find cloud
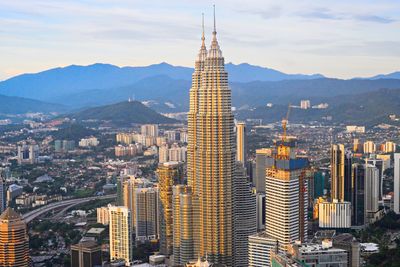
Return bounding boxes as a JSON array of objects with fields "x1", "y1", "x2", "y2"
[
  {"x1": 237, "y1": 6, "x2": 283, "y2": 20},
  {"x1": 297, "y1": 8, "x2": 344, "y2": 20},
  {"x1": 354, "y1": 15, "x2": 395, "y2": 24}
]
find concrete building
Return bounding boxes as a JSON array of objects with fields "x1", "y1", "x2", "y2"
[
  {"x1": 168, "y1": 143, "x2": 187, "y2": 162},
  {"x1": 382, "y1": 141, "x2": 396, "y2": 153},
  {"x1": 0, "y1": 208, "x2": 31, "y2": 267},
  {"x1": 79, "y1": 137, "x2": 99, "y2": 147},
  {"x1": 265, "y1": 137, "x2": 308, "y2": 248},
  {"x1": 135, "y1": 187, "x2": 159, "y2": 242},
  {"x1": 346, "y1": 126, "x2": 365, "y2": 134},
  {"x1": 158, "y1": 144, "x2": 169, "y2": 164},
  {"x1": 156, "y1": 161, "x2": 184, "y2": 256},
  {"x1": 363, "y1": 141, "x2": 376, "y2": 154},
  {"x1": 256, "y1": 192, "x2": 266, "y2": 231},
  {"x1": 7, "y1": 184, "x2": 23, "y2": 203},
  {"x1": 233, "y1": 164, "x2": 257, "y2": 267},
  {"x1": 109, "y1": 206, "x2": 132, "y2": 266},
  {"x1": 97, "y1": 206, "x2": 109, "y2": 225},
  {"x1": 141, "y1": 124, "x2": 159, "y2": 137},
  {"x1": 364, "y1": 164, "x2": 380, "y2": 223},
  {"x1": 248, "y1": 233, "x2": 278, "y2": 267},
  {"x1": 254, "y1": 148, "x2": 273, "y2": 193},
  {"x1": 318, "y1": 200, "x2": 351, "y2": 229},
  {"x1": 236, "y1": 121, "x2": 247, "y2": 165},
  {"x1": 71, "y1": 241, "x2": 102, "y2": 267},
  {"x1": 17, "y1": 143, "x2": 39, "y2": 164},
  {"x1": 289, "y1": 240, "x2": 348, "y2": 267}
]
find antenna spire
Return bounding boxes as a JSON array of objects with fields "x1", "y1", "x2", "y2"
[
  {"x1": 213, "y1": 4, "x2": 216, "y2": 34},
  {"x1": 201, "y1": 13, "x2": 205, "y2": 45}
]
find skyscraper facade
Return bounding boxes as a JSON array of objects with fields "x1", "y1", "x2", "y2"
[
  {"x1": 364, "y1": 164, "x2": 380, "y2": 224},
  {"x1": 187, "y1": 12, "x2": 235, "y2": 265},
  {"x1": 157, "y1": 161, "x2": 184, "y2": 256},
  {"x1": 109, "y1": 206, "x2": 132, "y2": 266},
  {"x1": 265, "y1": 137, "x2": 309, "y2": 248},
  {"x1": 0, "y1": 208, "x2": 31, "y2": 267},
  {"x1": 331, "y1": 144, "x2": 345, "y2": 201},
  {"x1": 236, "y1": 121, "x2": 247, "y2": 165},
  {"x1": 135, "y1": 187, "x2": 159, "y2": 242},
  {"x1": 173, "y1": 185, "x2": 194, "y2": 266}
]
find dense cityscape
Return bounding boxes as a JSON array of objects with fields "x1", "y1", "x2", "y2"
[{"x1": 1, "y1": 2, "x2": 400, "y2": 267}]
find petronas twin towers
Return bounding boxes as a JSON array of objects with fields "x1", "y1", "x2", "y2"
[{"x1": 186, "y1": 9, "x2": 255, "y2": 266}]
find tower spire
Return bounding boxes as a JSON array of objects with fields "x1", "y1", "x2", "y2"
[
  {"x1": 201, "y1": 13, "x2": 205, "y2": 47},
  {"x1": 213, "y1": 4, "x2": 216, "y2": 34}
]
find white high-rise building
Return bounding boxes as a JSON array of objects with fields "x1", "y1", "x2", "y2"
[
  {"x1": 394, "y1": 154, "x2": 400, "y2": 214},
  {"x1": 318, "y1": 200, "x2": 351, "y2": 229},
  {"x1": 248, "y1": 233, "x2": 278, "y2": 267},
  {"x1": 158, "y1": 144, "x2": 169, "y2": 163},
  {"x1": 109, "y1": 206, "x2": 132, "y2": 266}
]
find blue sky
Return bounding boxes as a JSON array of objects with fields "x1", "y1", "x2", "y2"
[{"x1": 1, "y1": 0, "x2": 399, "y2": 80}]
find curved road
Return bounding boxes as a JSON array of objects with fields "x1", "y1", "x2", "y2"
[{"x1": 22, "y1": 194, "x2": 116, "y2": 223}]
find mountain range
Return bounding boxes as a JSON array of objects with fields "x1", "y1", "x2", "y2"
[{"x1": 0, "y1": 62, "x2": 400, "y2": 126}]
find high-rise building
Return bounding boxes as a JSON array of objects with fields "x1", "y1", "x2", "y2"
[
  {"x1": 250, "y1": 136, "x2": 309, "y2": 266},
  {"x1": 168, "y1": 143, "x2": 187, "y2": 162},
  {"x1": 254, "y1": 148, "x2": 273, "y2": 193},
  {"x1": 394, "y1": 154, "x2": 400, "y2": 214},
  {"x1": 236, "y1": 121, "x2": 247, "y2": 165},
  {"x1": 248, "y1": 233, "x2": 278, "y2": 267},
  {"x1": 352, "y1": 163, "x2": 365, "y2": 226},
  {"x1": 71, "y1": 241, "x2": 102, "y2": 267},
  {"x1": 158, "y1": 144, "x2": 169, "y2": 164},
  {"x1": 318, "y1": 200, "x2": 351, "y2": 229},
  {"x1": 141, "y1": 124, "x2": 159, "y2": 137},
  {"x1": 109, "y1": 206, "x2": 132, "y2": 266},
  {"x1": 330, "y1": 144, "x2": 352, "y2": 202},
  {"x1": 187, "y1": 10, "x2": 235, "y2": 266},
  {"x1": 313, "y1": 171, "x2": 325, "y2": 199},
  {"x1": 366, "y1": 157, "x2": 384, "y2": 200},
  {"x1": 364, "y1": 164, "x2": 380, "y2": 224},
  {"x1": 135, "y1": 187, "x2": 159, "y2": 242},
  {"x1": 97, "y1": 206, "x2": 109, "y2": 225},
  {"x1": 173, "y1": 185, "x2": 194, "y2": 266},
  {"x1": 265, "y1": 137, "x2": 308, "y2": 248},
  {"x1": 382, "y1": 141, "x2": 396, "y2": 153},
  {"x1": 233, "y1": 163, "x2": 257, "y2": 267},
  {"x1": 0, "y1": 208, "x2": 31, "y2": 267},
  {"x1": 122, "y1": 177, "x2": 153, "y2": 231},
  {"x1": 363, "y1": 141, "x2": 376, "y2": 154},
  {"x1": 256, "y1": 192, "x2": 266, "y2": 231},
  {"x1": 157, "y1": 161, "x2": 184, "y2": 256}
]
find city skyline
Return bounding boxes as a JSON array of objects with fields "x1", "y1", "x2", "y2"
[{"x1": 1, "y1": 0, "x2": 400, "y2": 80}]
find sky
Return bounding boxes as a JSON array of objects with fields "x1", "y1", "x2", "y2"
[{"x1": 1, "y1": 0, "x2": 400, "y2": 80}]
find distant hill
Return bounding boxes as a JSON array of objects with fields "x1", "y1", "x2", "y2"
[
  {"x1": 370, "y1": 72, "x2": 400, "y2": 80},
  {"x1": 225, "y1": 63, "x2": 324, "y2": 82},
  {"x1": 67, "y1": 101, "x2": 177, "y2": 125},
  {"x1": 0, "y1": 62, "x2": 326, "y2": 102},
  {"x1": 237, "y1": 88, "x2": 400, "y2": 126},
  {"x1": 0, "y1": 94, "x2": 63, "y2": 114}
]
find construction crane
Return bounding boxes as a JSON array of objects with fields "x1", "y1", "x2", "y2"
[{"x1": 281, "y1": 103, "x2": 291, "y2": 142}]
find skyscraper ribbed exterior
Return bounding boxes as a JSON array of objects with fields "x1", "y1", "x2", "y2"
[
  {"x1": 187, "y1": 14, "x2": 235, "y2": 265},
  {"x1": 0, "y1": 208, "x2": 31, "y2": 267}
]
